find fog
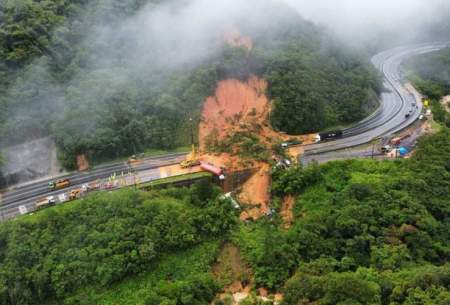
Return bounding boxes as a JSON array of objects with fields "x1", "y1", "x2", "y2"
[
  {"x1": 2, "y1": 0, "x2": 450, "y2": 184},
  {"x1": 4, "y1": 0, "x2": 450, "y2": 144},
  {"x1": 284, "y1": 0, "x2": 450, "y2": 47}
]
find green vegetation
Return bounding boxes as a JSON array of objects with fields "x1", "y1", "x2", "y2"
[
  {"x1": 71, "y1": 241, "x2": 220, "y2": 305},
  {"x1": 406, "y1": 47, "x2": 450, "y2": 127},
  {"x1": 266, "y1": 45, "x2": 381, "y2": 134},
  {"x1": 206, "y1": 129, "x2": 270, "y2": 162},
  {"x1": 1, "y1": 0, "x2": 380, "y2": 169},
  {"x1": 235, "y1": 129, "x2": 450, "y2": 304},
  {"x1": 0, "y1": 182, "x2": 238, "y2": 305}
]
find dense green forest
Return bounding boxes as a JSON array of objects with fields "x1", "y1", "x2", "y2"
[
  {"x1": 235, "y1": 129, "x2": 450, "y2": 304},
  {"x1": 0, "y1": 0, "x2": 380, "y2": 169},
  {"x1": 406, "y1": 47, "x2": 450, "y2": 127},
  {"x1": 0, "y1": 130, "x2": 448, "y2": 305},
  {"x1": 0, "y1": 181, "x2": 237, "y2": 305},
  {"x1": 265, "y1": 42, "x2": 381, "y2": 134}
]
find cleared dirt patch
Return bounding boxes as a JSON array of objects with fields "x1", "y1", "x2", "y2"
[
  {"x1": 213, "y1": 244, "x2": 251, "y2": 291},
  {"x1": 76, "y1": 154, "x2": 89, "y2": 171},
  {"x1": 280, "y1": 195, "x2": 295, "y2": 228},
  {"x1": 214, "y1": 243, "x2": 253, "y2": 305}
]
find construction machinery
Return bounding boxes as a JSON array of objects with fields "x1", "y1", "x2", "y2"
[
  {"x1": 128, "y1": 155, "x2": 140, "y2": 166},
  {"x1": 69, "y1": 188, "x2": 83, "y2": 200},
  {"x1": 390, "y1": 134, "x2": 411, "y2": 146},
  {"x1": 180, "y1": 117, "x2": 201, "y2": 169},
  {"x1": 49, "y1": 179, "x2": 71, "y2": 190},
  {"x1": 180, "y1": 144, "x2": 201, "y2": 169}
]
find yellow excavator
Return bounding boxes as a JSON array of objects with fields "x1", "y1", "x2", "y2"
[{"x1": 180, "y1": 144, "x2": 201, "y2": 168}]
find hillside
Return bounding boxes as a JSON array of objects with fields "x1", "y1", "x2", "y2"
[
  {"x1": 236, "y1": 129, "x2": 450, "y2": 304},
  {"x1": 0, "y1": 0, "x2": 380, "y2": 170},
  {"x1": 0, "y1": 130, "x2": 448, "y2": 305},
  {"x1": 405, "y1": 47, "x2": 450, "y2": 127}
]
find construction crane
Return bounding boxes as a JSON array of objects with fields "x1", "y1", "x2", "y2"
[
  {"x1": 180, "y1": 117, "x2": 201, "y2": 169},
  {"x1": 180, "y1": 144, "x2": 201, "y2": 169}
]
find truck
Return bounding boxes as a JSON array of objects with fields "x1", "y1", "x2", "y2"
[
  {"x1": 69, "y1": 188, "x2": 83, "y2": 200},
  {"x1": 49, "y1": 179, "x2": 71, "y2": 190},
  {"x1": 200, "y1": 162, "x2": 223, "y2": 176},
  {"x1": 315, "y1": 130, "x2": 343, "y2": 143},
  {"x1": 128, "y1": 155, "x2": 140, "y2": 165},
  {"x1": 35, "y1": 196, "x2": 56, "y2": 210},
  {"x1": 390, "y1": 134, "x2": 411, "y2": 146}
]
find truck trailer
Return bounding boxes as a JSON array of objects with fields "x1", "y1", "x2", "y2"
[
  {"x1": 49, "y1": 179, "x2": 71, "y2": 190},
  {"x1": 315, "y1": 130, "x2": 343, "y2": 143},
  {"x1": 200, "y1": 162, "x2": 223, "y2": 176},
  {"x1": 35, "y1": 196, "x2": 56, "y2": 210}
]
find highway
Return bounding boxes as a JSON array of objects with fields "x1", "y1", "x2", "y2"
[
  {"x1": 0, "y1": 153, "x2": 188, "y2": 220},
  {"x1": 301, "y1": 43, "x2": 448, "y2": 164},
  {"x1": 1, "y1": 43, "x2": 447, "y2": 221}
]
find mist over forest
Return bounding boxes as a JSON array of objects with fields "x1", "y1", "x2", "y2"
[
  {"x1": 0, "y1": 2, "x2": 450, "y2": 305},
  {"x1": 285, "y1": 0, "x2": 450, "y2": 49},
  {"x1": 0, "y1": 0, "x2": 449, "y2": 170}
]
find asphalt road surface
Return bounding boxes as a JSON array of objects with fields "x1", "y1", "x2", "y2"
[
  {"x1": 1, "y1": 43, "x2": 447, "y2": 220},
  {"x1": 301, "y1": 43, "x2": 448, "y2": 164},
  {"x1": 0, "y1": 153, "x2": 187, "y2": 220}
]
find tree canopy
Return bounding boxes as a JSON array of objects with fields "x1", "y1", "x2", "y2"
[
  {"x1": 1, "y1": 0, "x2": 380, "y2": 168},
  {"x1": 235, "y1": 129, "x2": 450, "y2": 304},
  {"x1": 0, "y1": 182, "x2": 238, "y2": 305}
]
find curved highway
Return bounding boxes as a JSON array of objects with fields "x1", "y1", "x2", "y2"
[
  {"x1": 1, "y1": 43, "x2": 447, "y2": 220},
  {"x1": 301, "y1": 43, "x2": 447, "y2": 163}
]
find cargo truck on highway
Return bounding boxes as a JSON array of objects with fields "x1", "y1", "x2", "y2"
[
  {"x1": 315, "y1": 130, "x2": 343, "y2": 143},
  {"x1": 49, "y1": 179, "x2": 71, "y2": 190},
  {"x1": 35, "y1": 196, "x2": 56, "y2": 210},
  {"x1": 69, "y1": 188, "x2": 84, "y2": 200}
]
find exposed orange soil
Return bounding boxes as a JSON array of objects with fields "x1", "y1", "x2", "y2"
[
  {"x1": 76, "y1": 154, "x2": 89, "y2": 171},
  {"x1": 199, "y1": 76, "x2": 269, "y2": 148},
  {"x1": 238, "y1": 163, "x2": 271, "y2": 220},
  {"x1": 198, "y1": 75, "x2": 314, "y2": 219},
  {"x1": 280, "y1": 195, "x2": 295, "y2": 228},
  {"x1": 196, "y1": 29, "x2": 316, "y2": 220}
]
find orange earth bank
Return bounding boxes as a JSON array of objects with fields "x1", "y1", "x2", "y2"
[{"x1": 199, "y1": 76, "x2": 314, "y2": 220}]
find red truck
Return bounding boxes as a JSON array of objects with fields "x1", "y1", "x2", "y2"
[
  {"x1": 390, "y1": 134, "x2": 411, "y2": 146},
  {"x1": 200, "y1": 162, "x2": 223, "y2": 176}
]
